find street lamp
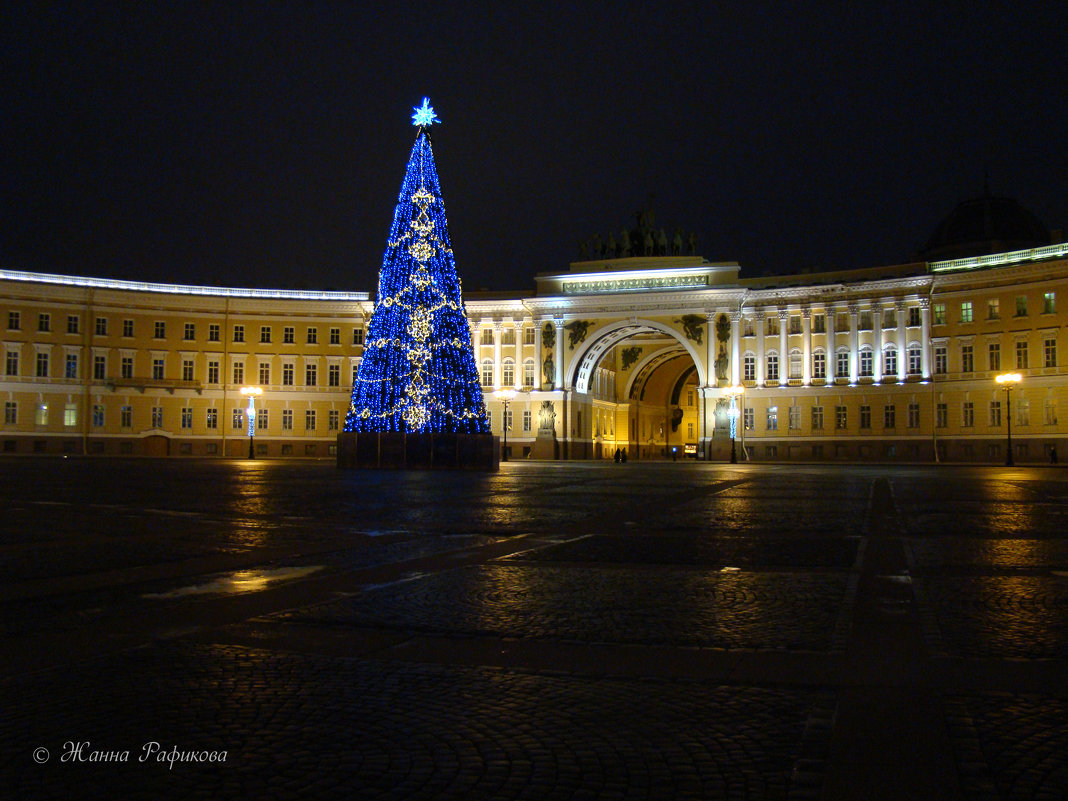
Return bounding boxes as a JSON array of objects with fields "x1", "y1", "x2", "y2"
[
  {"x1": 240, "y1": 386, "x2": 263, "y2": 459},
  {"x1": 493, "y1": 388, "x2": 517, "y2": 461},
  {"x1": 722, "y1": 385, "x2": 745, "y2": 464},
  {"x1": 995, "y1": 373, "x2": 1021, "y2": 466}
]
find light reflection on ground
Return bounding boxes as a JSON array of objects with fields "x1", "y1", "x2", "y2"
[{"x1": 143, "y1": 566, "x2": 323, "y2": 599}]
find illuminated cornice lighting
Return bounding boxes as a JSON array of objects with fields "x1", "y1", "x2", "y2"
[
  {"x1": 0, "y1": 270, "x2": 368, "y2": 301},
  {"x1": 929, "y1": 242, "x2": 1068, "y2": 273}
]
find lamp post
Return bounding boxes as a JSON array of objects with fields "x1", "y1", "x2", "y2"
[
  {"x1": 493, "y1": 388, "x2": 517, "y2": 461},
  {"x1": 240, "y1": 386, "x2": 263, "y2": 459},
  {"x1": 722, "y1": 385, "x2": 745, "y2": 464},
  {"x1": 995, "y1": 372, "x2": 1021, "y2": 466}
]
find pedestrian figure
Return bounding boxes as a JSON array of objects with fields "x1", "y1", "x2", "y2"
[
  {"x1": 614, "y1": 448, "x2": 621, "y2": 463},
  {"x1": 621, "y1": 449, "x2": 627, "y2": 463}
]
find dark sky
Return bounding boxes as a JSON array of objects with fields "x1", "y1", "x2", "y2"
[{"x1": 3, "y1": 2, "x2": 1066, "y2": 292}]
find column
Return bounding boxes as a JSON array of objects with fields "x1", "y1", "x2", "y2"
[
  {"x1": 919, "y1": 298, "x2": 931, "y2": 379},
  {"x1": 554, "y1": 316, "x2": 564, "y2": 390},
  {"x1": 896, "y1": 301, "x2": 907, "y2": 382},
  {"x1": 826, "y1": 305, "x2": 836, "y2": 381},
  {"x1": 778, "y1": 309, "x2": 789, "y2": 386},
  {"x1": 848, "y1": 304, "x2": 859, "y2": 384},
  {"x1": 801, "y1": 307, "x2": 812, "y2": 386},
  {"x1": 873, "y1": 306, "x2": 883, "y2": 383},
  {"x1": 513, "y1": 320, "x2": 523, "y2": 389},
  {"x1": 706, "y1": 312, "x2": 717, "y2": 387},
  {"x1": 755, "y1": 310, "x2": 766, "y2": 386},
  {"x1": 536, "y1": 319, "x2": 545, "y2": 389},
  {"x1": 730, "y1": 311, "x2": 742, "y2": 386},
  {"x1": 493, "y1": 321, "x2": 503, "y2": 390}
]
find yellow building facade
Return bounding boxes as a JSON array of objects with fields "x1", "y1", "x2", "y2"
[{"x1": 2, "y1": 239, "x2": 1067, "y2": 462}]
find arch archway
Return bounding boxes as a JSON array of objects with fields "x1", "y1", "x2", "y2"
[{"x1": 567, "y1": 318, "x2": 706, "y2": 393}]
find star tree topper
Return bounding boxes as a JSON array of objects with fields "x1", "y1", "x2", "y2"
[{"x1": 411, "y1": 97, "x2": 441, "y2": 128}]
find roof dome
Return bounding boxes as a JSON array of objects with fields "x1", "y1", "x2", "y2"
[{"x1": 919, "y1": 192, "x2": 1051, "y2": 261}]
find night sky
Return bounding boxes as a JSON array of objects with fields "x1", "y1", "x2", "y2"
[{"x1": 3, "y1": 2, "x2": 1067, "y2": 293}]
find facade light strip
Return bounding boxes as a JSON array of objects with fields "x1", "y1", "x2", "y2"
[
  {"x1": 929, "y1": 242, "x2": 1068, "y2": 273},
  {"x1": 0, "y1": 269, "x2": 369, "y2": 301}
]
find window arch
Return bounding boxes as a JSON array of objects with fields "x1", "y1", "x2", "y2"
[
  {"x1": 907, "y1": 342, "x2": 922, "y2": 374},
  {"x1": 766, "y1": 349, "x2": 779, "y2": 381},
  {"x1": 835, "y1": 346, "x2": 850, "y2": 379},
  {"x1": 743, "y1": 352, "x2": 756, "y2": 382},
  {"x1": 812, "y1": 348, "x2": 826, "y2": 379},
  {"x1": 883, "y1": 344, "x2": 898, "y2": 377},
  {"x1": 859, "y1": 345, "x2": 873, "y2": 377},
  {"x1": 481, "y1": 359, "x2": 493, "y2": 388},
  {"x1": 502, "y1": 358, "x2": 515, "y2": 387},
  {"x1": 789, "y1": 348, "x2": 803, "y2": 379},
  {"x1": 523, "y1": 358, "x2": 535, "y2": 388}
]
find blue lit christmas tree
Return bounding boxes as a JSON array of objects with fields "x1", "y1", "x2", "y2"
[{"x1": 345, "y1": 99, "x2": 489, "y2": 434}]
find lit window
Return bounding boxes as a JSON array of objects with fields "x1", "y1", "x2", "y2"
[
  {"x1": 765, "y1": 406, "x2": 778, "y2": 431},
  {"x1": 932, "y1": 304, "x2": 945, "y2": 325},
  {"x1": 1043, "y1": 292, "x2": 1055, "y2": 314},
  {"x1": 960, "y1": 302, "x2": 973, "y2": 323},
  {"x1": 987, "y1": 299, "x2": 999, "y2": 320}
]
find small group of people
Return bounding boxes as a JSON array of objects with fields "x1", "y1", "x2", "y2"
[{"x1": 613, "y1": 448, "x2": 628, "y2": 463}]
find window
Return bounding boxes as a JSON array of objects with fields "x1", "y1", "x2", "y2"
[
  {"x1": 908, "y1": 403, "x2": 920, "y2": 428},
  {"x1": 502, "y1": 359, "x2": 515, "y2": 387},
  {"x1": 5, "y1": 350, "x2": 18, "y2": 376},
  {"x1": 1043, "y1": 292, "x2": 1055, "y2": 314},
  {"x1": 811, "y1": 406, "x2": 824, "y2": 430},
  {"x1": 123, "y1": 318, "x2": 134, "y2": 337},
  {"x1": 353, "y1": 328, "x2": 364, "y2": 346},
  {"x1": 181, "y1": 408, "x2": 193, "y2": 429},
  {"x1": 884, "y1": 347, "x2": 897, "y2": 378},
  {"x1": 812, "y1": 313, "x2": 825, "y2": 333},
  {"x1": 987, "y1": 299, "x2": 1000, "y2": 320},
  {"x1": 121, "y1": 356, "x2": 133, "y2": 379},
  {"x1": 936, "y1": 403, "x2": 947, "y2": 428},
  {"x1": 154, "y1": 321, "x2": 166, "y2": 339},
  {"x1": 743, "y1": 354, "x2": 756, "y2": 381},
  {"x1": 932, "y1": 303, "x2": 946, "y2": 325},
  {"x1": 232, "y1": 409, "x2": 244, "y2": 430},
  {"x1": 859, "y1": 348, "x2": 873, "y2": 377},
  {"x1": 884, "y1": 405, "x2": 896, "y2": 429},
  {"x1": 93, "y1": 355, "x2": 106, "y2": 380},
  {"x1": 859, "y1": 311, "x2": 872, "y2": 331},
  {"x1": 504, "y1": 409, "x2": 513, "y2": 432},
  {"x1": 1044, "y1": 338, "x2": 1057, "y2": 368},
  {"x1": 307, "y1": 327, "x2": 318, "y2": 344},
  {"x1": 480, "y1": 329, "x2": 494, "y2": 346},
  {"x1": 743, "y1": 318, "x2": 755, "y2": 337},
  {"x1": 305, "y1": 363, "x2": 317, "y2": 386},
  {"x1": 326, "y1": 327, "x2": 339, "y2": 345},
  {"x1": 835, "y1": 351, "x2": 849, "y2": 379},
  {"x1": 151, "y1": 407, "x2": 163, "y2": 428},
  {"x1": 120, "y1": 405, "x2": 132, "y2": 428},
  {"x1": 502, "y1": 328, "x2": 516, "y2": 345},
  {"x1": 233, "y1": 325, "x2": 245, "y2": 342},
  {"x1": 481, "y1": 359, "x2": 493, "y2": 387},
  {"x1": 258, "y1": 363, "x2": 271, "y2": 384},
  {"x1": 207, "y1": 361, "x2": 219, "y2": 384},
  {"x1": 184, "y1": 323, "x2": 195, "y2": 340},
  {"x1": 36, "y1": 352, "x2": 49, "y2": 377},
  {"x1": 789, "y1": 350, "x2": 802, "y2": 379},
  {"x1": 766, "y1": 316, "x2": 779, "y2": 335},
  {"x1": 182, "y1": 359, "x2": 194, "y2": 381},
  {"x1": 962, "y1": 402, "x2": 974, "y2": 427},
  {"x1": 305, "y1": 410, "x2": 316, "y2": 430},
  {"x1": 788, "y1": 405, "x2": 801, "y2": 430},
  {"x1": 328, "y1": 410, "x2": 339, "y2": 431},
  {"x1": 789, "y1": 315, "x2": 802, "y2": 335},
  {"x1": 989, "y1": 401, "x2": 1001, "y2": 427},
  {"x1": 280, "y1": 363, "x2": 293, "y2": 386},
  {"x1": 766, "y1": 353, "x2": 779, "y2": 381},
  {"x1": 524, "y1": 327, "x2": 536, "y2": 345},
  {"x1": 988, "y1": 343, "x2": 1001, "y2": 371},
  {"x1": 35, "y1": 403, "x2": 48, "y2": 426},
  {"x1": 206, "y1": 408, "x2": 218, "y2": 429},
  {"x1": 1044, "y1": 399, "x2": 1057, "y2": 426},
  {"x1": 4, "y1": 401, "x2": 16, "y2": 424},
  {"x1": 907, "y1": 345, "x2": 922, "y2": 375},
  {"x1": 812, "y1": 351, "x2": 826, "y2": 380},
  {"x1": 152, "y1": 358, "x2": 164, "y2": 380},
  {"x1": 883, "y1": 309, "x2": 896, "y2": 329},
  {"x1": 64, "y1": 403, "x2": 77, "y2": 427},
  {"x1": 63, "y1": 353, "x2": 78, "y2": 379},
  {"x1": 1016, "y1": 341, "x2": 1028, "y2": 369},
  {"x1": 260, "y1": 326, "x2": 272, "y2": 343},
  {"x1": 38, "y1": 313, "x2": 50, "y2": 332},
  {"x1": 66, "y1": 315, "x2": 79, "y2": 334},
  {"x1": 352, "y1": 365, "x2": 359, "y2": 386},
  {"x1": 257, "y1": 409, "x2": 269, "y2": 430},
  {"x1": 523, "y1": 410, "x2": 532, "y2": 432},
  {"x1": 283, "y1": 326, "x2": 295, "y2": 344},
  {"x1": 835, "y1": 406, "x2": 847, "y2": 429},
  {"x1": 328, "y1": 364, "x2": 341, "y2": 386},
  {"x1": 1016, "y1": 295, "x2": 1027, "y2": 317},
  {"x1": 859, "y1": 405, "x2": 871, "y2": 429},
  {"x1": 960, "y1": 345, "x2": 973, "y2": 373},
  {"x1": 960, "y1": 302, "x2": 973, "y2": 324},
  {"x1": 743, "y1": 408, "x2": 754, "y2": 431},
  {"x1": 766, "y1": 406, "x2": 778, "y2": 431},
  {"x1": 208, "y1": 323, "x2": 220, "y2": 342},
  {"x1": 908, "y1": 307, "x2": 921, "y2": 327},
  {"x1": 8, "y1": 311, "x2": 20, "y2": 330},
  {"x1": 934, "y1": 345, "x2": 947, "y2": 374},
  {"x1": 523, "y1": 359, "x2": 535, "y2": 387},
  {"x1": 233, "y1": 362, "x2": 244, "y2": 384},
  {"x1": 282, "y1": 409, "x2": 293, "y2": 431},
  {"x1": 1017, "y1": 399, "x2": 1030, "y2": 427}
]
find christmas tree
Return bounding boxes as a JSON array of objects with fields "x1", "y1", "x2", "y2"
[{"x1": 345, "y1": 99, "x2": 489, "y2": 434}]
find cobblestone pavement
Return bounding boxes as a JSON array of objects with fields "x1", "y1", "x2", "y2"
[{"x1": 0, "y1": 458, "x2": 1067, "y2": 799}]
